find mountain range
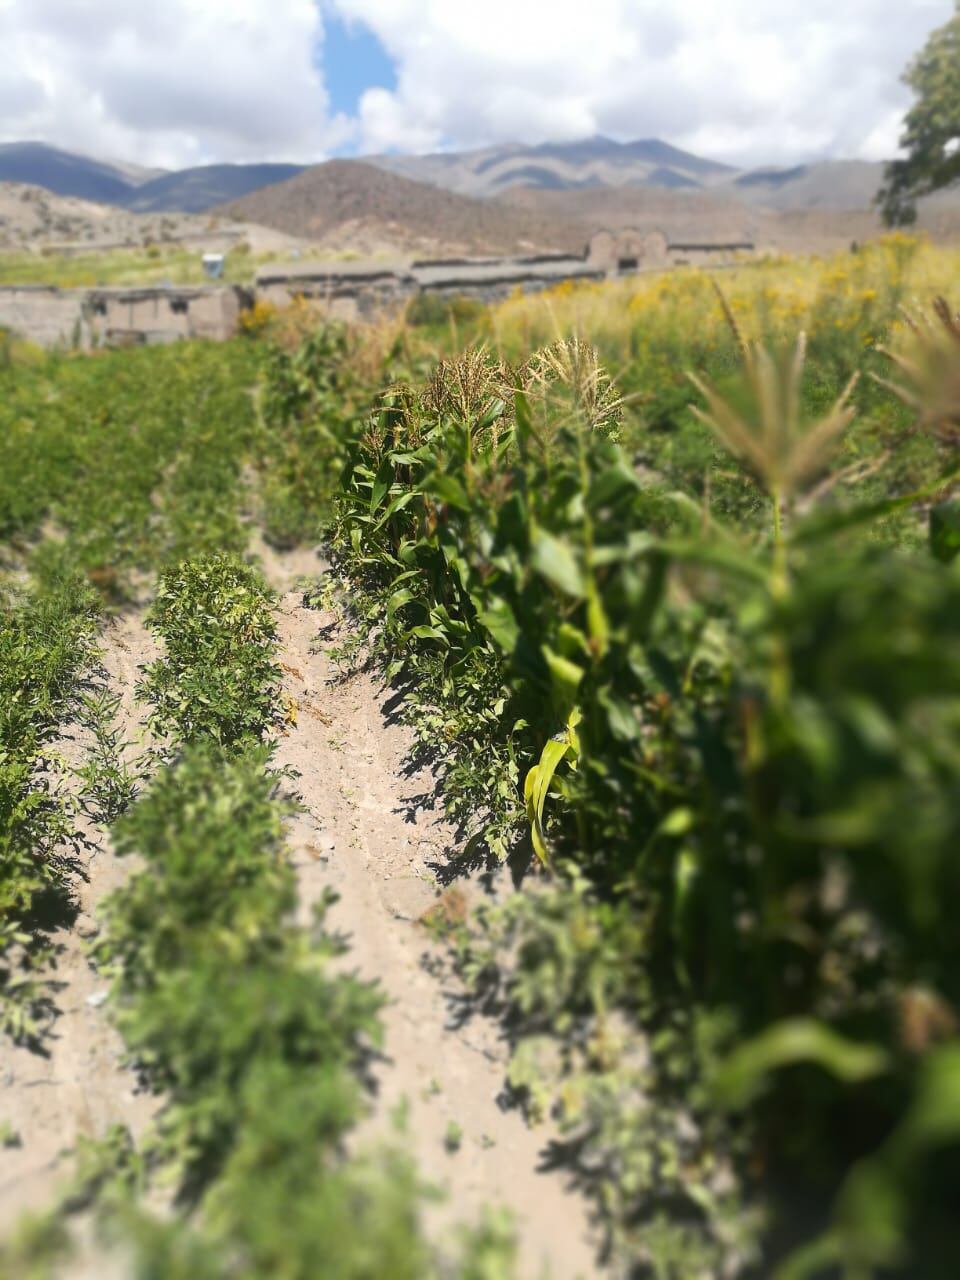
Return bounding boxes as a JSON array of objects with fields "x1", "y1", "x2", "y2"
[
  {"x1": 0, "y1": 143, "x2": 303, "y2": 214},
  {"x1": 0, "y1": 137, "x2": 908, "y2": 216},
  {"x1": 5, "y1": 136, "x2": 960, "y2": 263},
  {"x1": 372, "y1": 136, "x2": 738, "y2": 197}
]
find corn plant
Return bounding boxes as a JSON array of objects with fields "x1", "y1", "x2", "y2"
[{"x1": 328, "y1": 306, "x2": 960, "y2": 1277}]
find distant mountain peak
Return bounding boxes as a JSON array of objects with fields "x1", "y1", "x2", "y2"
[{"x1": 0, "y1": 135, "x2": 933, "y2": 222}]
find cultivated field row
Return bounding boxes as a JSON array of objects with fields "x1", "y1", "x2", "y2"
[{"x1": 2, "y1": 236, "x2": 959, "y2": 1278}]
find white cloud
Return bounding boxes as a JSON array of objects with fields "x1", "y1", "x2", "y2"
[
  {"x1": 0, "y1": 0, "x2": 954, "y2": 169},
  {"x1": 334, "y1": 0, "x2": 955, "y2": 165},
  {"x1": 0, "y1": 0, "x2": 343, "y2": 168}
]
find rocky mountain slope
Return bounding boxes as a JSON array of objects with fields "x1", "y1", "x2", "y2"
[
  {"x1": 217, "y1": 160, "x2": 945, "y2": 261},
  {"x1": 215, "y1": 159, "x2": 591, "y2": 255},
  {"x1": 0, "y1": 143, "x2": 307, "y2": 216},
  {"x1": 5, "y1": 137, "x2": 960, "y2": 256},
  {"x1": 373, "y1": 138, "x2": 960, "y2": 217},
  {"x1": 9, "y1": 136, "x2": 957, "y2": 219},
  {"x1": 123, "y1": 163, "x2": 306, "y2": 214},
  {"x1": 371, "y1": 136, "x2": 737, "y2": 198},
  {"x1": 0, "y1": 182, "x2": 308, "y2": 258}
]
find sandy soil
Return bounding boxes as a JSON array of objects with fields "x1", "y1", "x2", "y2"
[
  {"x1": 1, "y1": 551, "x2": 604, "y2": 1277},
  {"x1": 272, "y1": 585, "x2": 604, "y2": 1279}
]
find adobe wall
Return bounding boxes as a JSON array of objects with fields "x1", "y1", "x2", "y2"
[
  {"x1": 586, "y1": 228, "x2": 753, "y2": 273},
  {"x1": 87, "y1": 287, "x2": 245, "y2": 345},
  {"x1": 256, "y1": 268, "x2": 417, "y2": 322},
  {"x1": 0, "y1": 287, "x2": 91, "y2": 349},
  {"x1": 586, "y1": 229, "x2": 671, "y2": 272},
  {"x1": 0, "y1": 285, "x2": 248, "y2": 348}
]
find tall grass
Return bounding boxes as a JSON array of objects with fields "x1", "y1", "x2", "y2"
[{"x1": 491, "y1": 235, "x2": 957, "y2": 362}]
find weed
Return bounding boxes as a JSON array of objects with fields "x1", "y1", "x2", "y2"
[
  {"x1": 74, "y1": 688, "x2": 140, "y2": 824},
  {"x1": 420, "y1": 887, "x2": 470, "y2": 942}
]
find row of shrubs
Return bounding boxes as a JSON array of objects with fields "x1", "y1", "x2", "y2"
[
  {"x1": 3, "y1": 555, "x2": 515, "y2": 1279},
  {"x1": 0, "y1": 570, "x2": 100, "y2": 1043},
  {"x1": 0, "y1": 340, "x2": 262, "y2": 595}
]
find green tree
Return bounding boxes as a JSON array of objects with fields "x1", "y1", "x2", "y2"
[{"x1": 879, "y1": 2, "x2": 960, "y2": 226}]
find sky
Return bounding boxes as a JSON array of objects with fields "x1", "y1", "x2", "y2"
[{"x1": 0, "y1": 0, "x2": 953, "y2": 171}]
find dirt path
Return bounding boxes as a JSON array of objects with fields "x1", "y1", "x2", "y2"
[
  {"x1": 2, "y1": 553, "x2": 604, "y2": 1276},
  {"x1": 0, "y1": 611, "x2": 157, "y2": 1232},
  {"x1": 272, "y1": 587, "x2": 604, "y2": 1280}
]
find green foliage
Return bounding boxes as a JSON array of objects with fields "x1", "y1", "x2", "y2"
[
  {"x1": 4, "y1": 257, "x2": 958, "y2": 1276},
  {"x1": 0, "y1": 570, "x2": 99, "y2": 1042},
  {"x1": 455, "y1": 1210, "x2": 518, "y2": 1280},
  {"x1": 74, "y1": 687, "x2": 140, "y2": 824},
  {"x1": 256, "y1": 326, "x2": 374, "y2": 548},
  {"x1": 329, "y1": 341, "x2": 624, "y2": 858},
  {"x1": 0, "y1": 1212, "x2": 72, "y2": 1280},
  {"x1": 0, "y1": 244, "x2": 266, "y2": 289},
  {"x1": 328, "y1": 320, "x2": 960, "y2": 1276},
  {"x1": 879, "y1": 3, "x2": 960, "y2": 225},
  {"x1": 457, "y1": 874, "x2": 759, "y2": 1274},
  {"x1": 0, "y1": 340, "x2": 261, "y2": 591},
  {"x1": 87, "y1": 727, "x2": 505, "y2": 1276},
  {"x1": 931, "y1": 498, "x2": 960, "y2": 561},
  {"x1": 0, "y1": 323, "x2": 517, "y2": 1277},
  {"x1": 94, "y1": 744, "x2": 383, "y2": 1201},
  {"x1": 45, "y1": 739, "x2": 456, "y2": 1279},
  {"x1": 139, "y1": 554, "x2": 281, "y2": 749},
  {"x1": 406, "y1": 291, "x2": 492, "y2": 333}
]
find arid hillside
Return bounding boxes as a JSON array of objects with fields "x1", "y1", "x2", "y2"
[
  {"x1": 371, "y1": 135, "x2": 737, "y2": 198},
  {"x1": 0, "y1": 182, "x2": 310, "y2": 258},
  {"x1": 215, "y1": 159, "x2": 591, "y2": 256},
  {"x1": 0, "y1": 183, "x2": 192, "y2": 251}
]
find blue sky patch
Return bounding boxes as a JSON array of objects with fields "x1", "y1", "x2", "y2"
[{"x1": 320, "y1": 12, "x2": 397, "y2": 118}]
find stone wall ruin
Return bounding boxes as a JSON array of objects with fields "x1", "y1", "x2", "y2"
[{"x1": 0, "y1": 227, "x2": 756, "y2": 348}]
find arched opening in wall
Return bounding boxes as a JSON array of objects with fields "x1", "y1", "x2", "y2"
[{"x1": 611, "y1": 229, "x2": 649, "y2": 275}]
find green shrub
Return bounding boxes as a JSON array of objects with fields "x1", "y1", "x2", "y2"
[
  {"x1": 0, "y1": 340, "x2": 261, "y2": 586},
  {"x1": 0, "y1": 571, "x2": 99, "y2": 1042},
  {"x1": 95, "y1": 745, "x2": 382, "y2": 1196},
  {"x1": 139, "y1": 555, "x2": 280, "y2": 749},
  {"x1": 406, "y1": 291, "x2": 491, "y2": 332}
]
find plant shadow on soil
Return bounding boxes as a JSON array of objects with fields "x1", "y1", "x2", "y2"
[
  {"x1": 366, "y1": 681, "x2": 611, "y2": 1245},
  {"x1": 14, "y1": 886, "x2": 83, "y2": 1056},
  {"x1": 374, "y1": 677, "x2": 537, "y2": 891},
  {"x1": 320, "y1": 652, "x2": 508, "y2": 884}
]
